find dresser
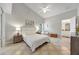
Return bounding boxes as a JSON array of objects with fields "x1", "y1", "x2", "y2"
[
  {"x1": 71, "y1": 36, "x2": 79, "y2": 55},
  {"x1": 49, "y1": 34, "x2": 58, "y2": 38}
]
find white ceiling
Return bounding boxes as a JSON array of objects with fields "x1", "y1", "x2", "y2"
[{"x1": 25, "y1": 3, "x2": 79, "y2": 18}]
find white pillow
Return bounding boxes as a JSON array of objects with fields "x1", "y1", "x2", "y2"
[
  {"x1": 22, "y1": 27, "x2": 36, "y2": 35},
  {"x1": 24, "y1": 31, "x2": 36, "y2": 35}
]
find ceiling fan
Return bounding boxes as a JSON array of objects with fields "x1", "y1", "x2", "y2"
[{"x1": 39, "y1": 5, "x2": 51, "y2": 13}]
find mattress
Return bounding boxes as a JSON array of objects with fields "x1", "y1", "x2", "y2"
[{"x1": 23, "y1": 34, "x2": 50, "y2": 52}]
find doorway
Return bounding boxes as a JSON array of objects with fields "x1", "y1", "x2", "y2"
[
  {"x1": 61, "y1": 16, "x2": 76, "y2": 37},
  {"x1": 61, "y1": 16, "x2": 76, "y2": 54},
  {"x1": 61, "y1": 19, "x2": 70, "y2": 38}
]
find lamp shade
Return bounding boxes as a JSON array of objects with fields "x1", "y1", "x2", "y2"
[{"x1": 16, "y1": 27, "x2": 21, "y2": 31}]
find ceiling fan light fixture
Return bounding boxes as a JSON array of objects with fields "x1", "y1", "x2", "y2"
[
  {"x1": 42, "y1": 6, "x2": 50, "y2": 13},
  {"x1": 43, "y1": 9, "x2": 47, "y2": 13}
]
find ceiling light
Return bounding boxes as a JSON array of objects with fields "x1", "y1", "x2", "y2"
[
  {"x1": 42, "y1": 6, "x2": 50, "y2": 13},
  {"x1": 43, "y1": 9, "x2": 47, "y2": 13}
]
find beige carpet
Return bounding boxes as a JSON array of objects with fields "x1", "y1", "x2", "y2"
[{"x1": 0, "y1": 37, "x2": 70, "y2": 55}]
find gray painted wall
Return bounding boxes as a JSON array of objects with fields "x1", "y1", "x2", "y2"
[
  {"x1": 5, "y1": 3, "x2": 44, "y2": 44},
  {"x1": 44, "y1": 9, "x2": 77, "y2": 35},
  {"x1": 0, "y1": 3, "x2": 78, "y2": 45}
]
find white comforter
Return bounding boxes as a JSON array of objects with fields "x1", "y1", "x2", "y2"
[{"x1": 23, "y1": 34, "x2": 50, "y2": 52}]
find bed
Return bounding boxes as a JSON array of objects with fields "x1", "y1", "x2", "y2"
[
  {"x1": 21, "y1": 25, "x2": 50, "y2": 52},
  {"x1": 23, "y1": 34, "x2": 50, "y2": 52}
]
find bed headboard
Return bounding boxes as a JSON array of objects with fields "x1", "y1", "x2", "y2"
[{"x1": 21, "y1": 20, "x2": 36, "y2": 35}]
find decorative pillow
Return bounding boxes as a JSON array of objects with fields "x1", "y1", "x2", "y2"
[{"x1": 23, "y1": 31, "x2": 36, "y2": 35}]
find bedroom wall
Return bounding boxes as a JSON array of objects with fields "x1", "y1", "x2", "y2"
[
  {"x1": 0, "y1": 3, "x2": 13, "y2": 46},
  {"x1": 44, "y1": 9, "x2": 77, "y2": 36},
  {"x1": 0, "y1": 3, "x2": 12, "y2": 14},
  {"x1": 77, "y1": 8, "x2": 79, "y2": 32},
  {"x1": 70, "y1": 16, "x2": 76, "y2": 36},
  {"x1": 5, "y1": 22, "x2": 15, "y2": 44},
  {"x1": 5, "y1": 3, "x2": 44, "y2": 44},
  {"x1": 74, "y1": 7, "x2": 79, "y2": 36},
  {"x1": 11, "y1": 3, "x2": 44, "y2": 27}
]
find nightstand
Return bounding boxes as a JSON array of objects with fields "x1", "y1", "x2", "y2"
[
  {"x1": 13, "y1": 33, "x2": 23, "y2": 43},
  {"x1": 36, "y1": 32, "x2": 41, "y2": 34}
]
